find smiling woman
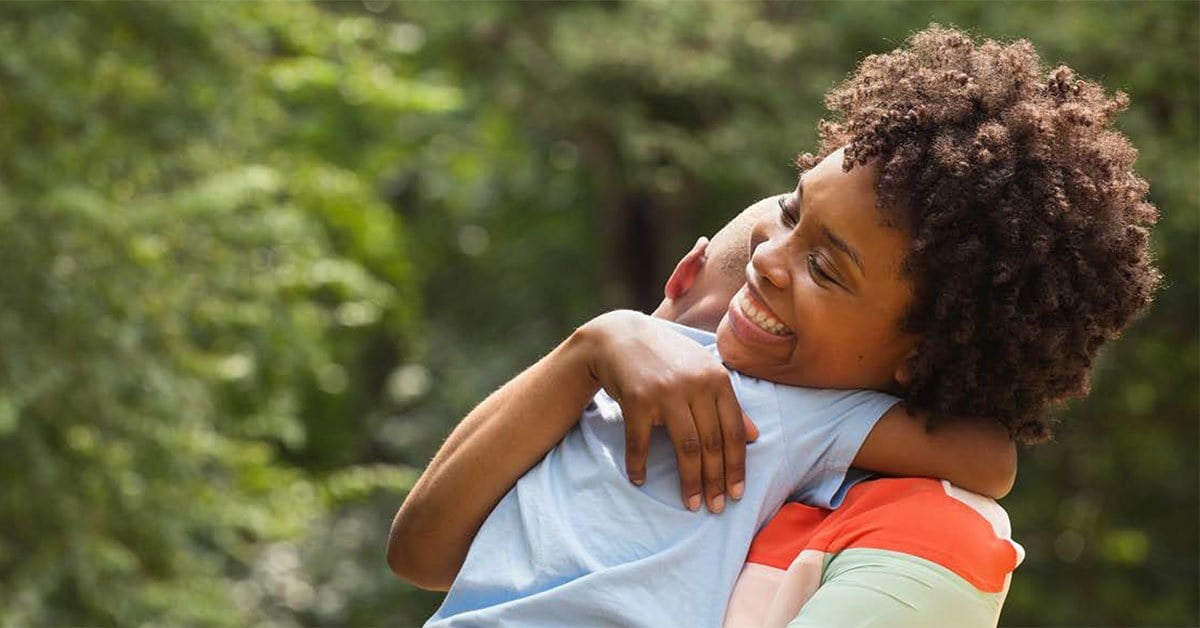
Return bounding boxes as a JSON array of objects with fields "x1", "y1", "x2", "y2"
[
  {"x1": 716, "y1": 147, "x2": 919, "y2": 394},
  {"x1": 389, "y1": 22, "x2": 1169, "y2": 628},
  {"x1": 796, "y1": 26, "x2": 1162, "y2": 444}
]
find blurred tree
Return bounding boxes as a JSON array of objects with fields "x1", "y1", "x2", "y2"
[{"x1": 0, "y1": 2, "x2": 443, "y2": 625}]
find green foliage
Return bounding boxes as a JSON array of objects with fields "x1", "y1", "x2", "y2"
[
  {"x1": 0, "y1": 2, "x2": 434, "y2": 625},
  {"x1": 0, "y1": 1, "x2": 1194, "y2": 626}
]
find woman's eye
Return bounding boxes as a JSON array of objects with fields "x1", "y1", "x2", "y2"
[
  {"x1": 777, "y1": 197, "x2": 797, "y2": 227},
  {"x1": 807, "y1": 253, "x2": 834, "y2": 284}
]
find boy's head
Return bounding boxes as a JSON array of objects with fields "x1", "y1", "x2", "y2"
[
  {"x1": 652, "y1": 200, "x2": 774, "y2": 332},
  {"x1": 674, "y1": 25, "x2": 1161, "y2": 443}
]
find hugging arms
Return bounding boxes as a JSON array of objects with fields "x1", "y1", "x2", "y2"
[
  {"x1": 388, "y1": 311, "x2": 1015, "y2": 588},
  {"x1": 388, "y1": 180, "x2": 1015, "y2": 595},
  {"x1": 389, "y1": 25, "x2": 1160, "y2": 626}
]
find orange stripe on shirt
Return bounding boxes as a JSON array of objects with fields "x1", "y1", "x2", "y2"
[{"x1": 745, "y1": 478, "x2": 1020, "y2": 593}]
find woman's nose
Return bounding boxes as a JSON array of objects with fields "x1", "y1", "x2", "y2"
[{"x1": 750, "y1": 229, "x2": 791, "y2": 291}]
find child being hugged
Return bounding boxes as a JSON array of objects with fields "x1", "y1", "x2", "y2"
[{"x1": 392, "y1": 25, "x2": 1160, "y2": 628}]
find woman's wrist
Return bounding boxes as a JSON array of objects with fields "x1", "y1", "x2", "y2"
[
  {"x1": 571, "y1": 311, "x2": 614, "y2": 386},
  {"x1": 571, "y1": 309, "x2": 642, "y2": 387}
]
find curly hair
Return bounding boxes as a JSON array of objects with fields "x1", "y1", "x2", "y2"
[{"x1": 797, "y1": 25, "x2": 1162, "y2": 444}]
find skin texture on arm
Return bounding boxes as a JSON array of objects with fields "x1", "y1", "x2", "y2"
[{"x1": 853, "y1": 405, "x2": 1016, "y2": 499}]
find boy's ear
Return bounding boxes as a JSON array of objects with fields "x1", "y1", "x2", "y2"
[{"x1": 664, "y1": 237, "x2": 709, "y2": 300}]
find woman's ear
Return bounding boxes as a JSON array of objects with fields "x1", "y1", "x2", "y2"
[
  {"x1": 664, "y1": 237, "x2": 709, "y2": 300},
  {"x1": 894, "y1": 346, "x2": 919, "y2": 388}
]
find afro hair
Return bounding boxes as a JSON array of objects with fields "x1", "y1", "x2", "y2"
[{"x1": 798, "y1": 25, "x2": 1162, "y2": 443}]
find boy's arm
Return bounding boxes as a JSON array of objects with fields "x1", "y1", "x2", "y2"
[{"x1": 853, "y1": 405, "x2": 1017, "y2": 499}]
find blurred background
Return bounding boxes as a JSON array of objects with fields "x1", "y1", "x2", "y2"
[{"x1": 0, "y1": 1, "x2": 1195, "y2": 626}]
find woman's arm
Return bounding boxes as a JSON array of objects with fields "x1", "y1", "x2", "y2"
[
  {"x1": 853, "y1": 406, "x2": 1017, "y2": 499},
  {"x1": 388, "y1": 310, "x2": 754, "y2": 590},
  {"x1": 387, "y1": 326, "x2": 600, "y2": 590}
]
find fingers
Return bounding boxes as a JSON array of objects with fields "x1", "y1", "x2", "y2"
[
  {"x1": 715, "y1": 388, "x2": 747, "y2": 502},
  {"x1": 623, "y1": 402, "x2": 652, "y2": 487},
  {"x1": 742, "y1": 413, "x2": 759, "y2": 443},
  {"x1": 625, "y1": 378, "x2": 747, "y2": 514},
  {"x1": 689, "y1": 396, "x2": 727, "y2": 513},
  {"x1": 663, "y1": 401, "x2": 704, "y2": 512}
]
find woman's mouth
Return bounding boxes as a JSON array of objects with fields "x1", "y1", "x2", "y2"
[{"x1": 732, "y1": 289, "x2": 793, "y2": 337}]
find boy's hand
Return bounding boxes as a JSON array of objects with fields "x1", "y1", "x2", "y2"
[{"x1": 577, "y1": 310, "x2": 758, "y2": 514}]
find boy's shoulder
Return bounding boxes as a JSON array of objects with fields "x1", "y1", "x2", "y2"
[
  {"x1": 652, "y1": 317, "x2": 719, "y2": 347},
  {"x1": 650, "y1": 317, "x2": 898, "y2": 411}
]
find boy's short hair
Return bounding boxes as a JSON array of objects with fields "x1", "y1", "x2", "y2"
[{"x1": 799, "y1": 25, "x2": 1161, "y2": 443}]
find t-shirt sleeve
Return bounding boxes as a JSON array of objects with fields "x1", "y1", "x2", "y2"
[
  {"x1": 775, "y1": 388, "x2": 899, "y2": 509},
  {"x1": 825, "y1": 467, "x2": 877, "y2": 508}
]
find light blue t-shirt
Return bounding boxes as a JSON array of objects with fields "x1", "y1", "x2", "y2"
[{"x1": 427, "y1": 319, "x2": 899, "y2": 628}]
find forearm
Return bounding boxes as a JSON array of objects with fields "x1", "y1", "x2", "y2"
[
  {"x1": 853, "y1": 406, "x2": 1017, "y2": 499},
  {"x1": 387, "y1": 328, "x2": 601, "y2": 590},
  {"x1": 932, "y1": 417, "x2": 1017, "y2": 499}
]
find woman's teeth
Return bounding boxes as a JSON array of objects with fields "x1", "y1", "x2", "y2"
[{"x1": 737, "y1": 291, "x2": 792, "y2": 336}]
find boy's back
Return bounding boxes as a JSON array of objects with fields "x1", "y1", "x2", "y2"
[{"x1": 427, "y1": 320, "x2": 897, "y2": 628}]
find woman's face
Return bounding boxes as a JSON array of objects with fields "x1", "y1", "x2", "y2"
[{"x1": 715, "y1": 148, "x2": 919, "y2": 391}]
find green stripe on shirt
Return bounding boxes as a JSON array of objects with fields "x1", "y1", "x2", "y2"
[{"x1": 786, "y1": 548, "x2": 1007, "y2": 628}]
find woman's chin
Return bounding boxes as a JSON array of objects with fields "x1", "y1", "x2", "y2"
[{"x1": 715, "y1": 321, "x2": 763, "y2": 375}]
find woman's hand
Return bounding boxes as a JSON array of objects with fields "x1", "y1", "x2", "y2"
[
  {"x1": 389, "y1": 308, "x2": 757, "y2": 589},
  {"x1": 576, "y1": 310, "x2": 759, "y2": 514}
]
